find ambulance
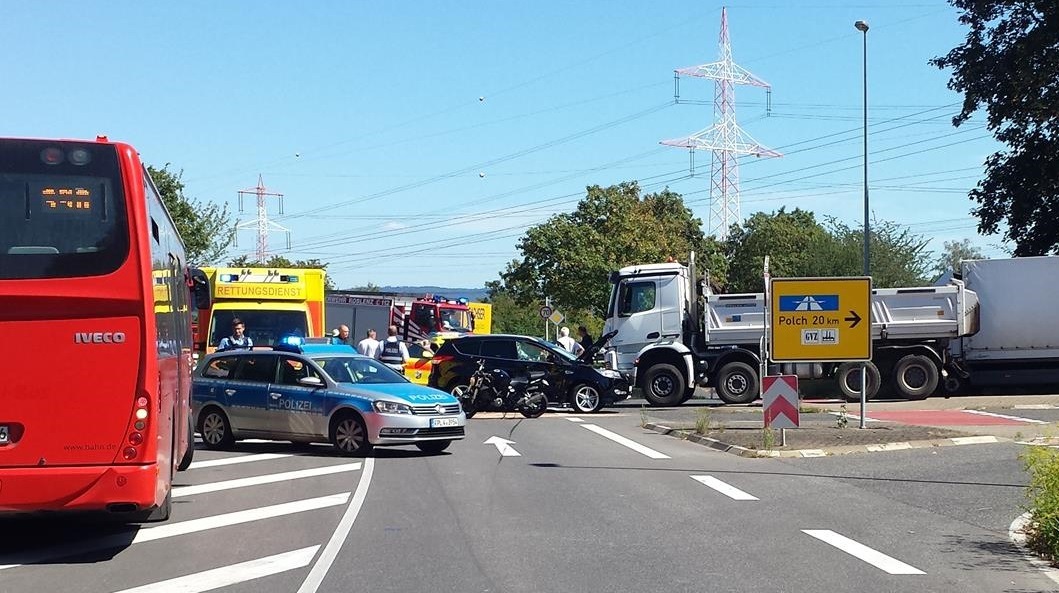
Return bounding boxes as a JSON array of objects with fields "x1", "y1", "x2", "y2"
[{"x1": 193, "y1": 267, "x2": 326, "y2": 354}]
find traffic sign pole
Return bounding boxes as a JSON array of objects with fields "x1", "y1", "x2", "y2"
[{"x1": 860, "y1": 362, "x2": 867, "y2": 429}]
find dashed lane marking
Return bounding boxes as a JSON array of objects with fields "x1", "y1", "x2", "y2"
[
  {"x1": 690, "y1": 475, "x2": 759, "y2": 501},
  {"x1": 802, "y1": 529, "x2": 925, "y2": 575},
  {"x1": 580, "y1": 424, "x2": 671, "y2": 459}
]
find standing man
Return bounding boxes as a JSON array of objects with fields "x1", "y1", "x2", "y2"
[
  {"x1": 376, "y1": 325, "x2": 410, "y2": 373},
  {"x1": 577, "y1": 325, "x2": 594, "y2": 354},
  {"x1": 556, "y1": 326, "x2": 584, "y2": 357},
  {"x1": 335, "y1": 325, "x2": 352, "y2": 346},
  {"x1": 357, "y1": 329, "x2": 381, "y2": 358},
  {"x1": 217, "y1": 317, "x2": 253, "y2": 352}
]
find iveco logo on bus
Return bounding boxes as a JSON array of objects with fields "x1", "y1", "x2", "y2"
[{"x1": 74, "y1": 332, "x2": 127, "y2": 344}]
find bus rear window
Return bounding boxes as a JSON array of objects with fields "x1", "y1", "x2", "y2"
[{"x1": 0, "y1": 140, "x2": 128, "y2": 280}]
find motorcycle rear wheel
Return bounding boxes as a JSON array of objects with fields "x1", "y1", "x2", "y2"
[{"x1": 519, "y1": 393, "x2": 548, "y2": 418}]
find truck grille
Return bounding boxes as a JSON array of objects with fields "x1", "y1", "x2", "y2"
[{"x1": 410, "y1": 403, "x2": 462, "y2": 416}]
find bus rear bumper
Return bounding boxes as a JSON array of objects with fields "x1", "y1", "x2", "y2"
[{"x1": 0, "y1": 464, "x2": 161, "y2": 514}]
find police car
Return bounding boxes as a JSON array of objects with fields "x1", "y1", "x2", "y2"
[{"x1": 192, "y1": 340, "x2": 466, "y2": 455}]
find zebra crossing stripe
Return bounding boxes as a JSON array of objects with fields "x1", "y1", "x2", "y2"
[
  {"x1": 173, "y1": 463, "x2": 361, "y2": 498},
  {"x1": 0, "y1": 493, "x2": 349, "y2": 571},
  {"x1": 110, "y1": 546, "x2": 319, "y2": 593}
]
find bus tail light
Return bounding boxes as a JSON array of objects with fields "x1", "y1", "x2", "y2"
[{"x1": 123, "y1": 393, "x2": 151, "y2": 461}]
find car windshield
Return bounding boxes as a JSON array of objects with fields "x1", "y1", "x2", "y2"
[{"x1": 313, "y1": 356, "x2": 408, "y2": 385}]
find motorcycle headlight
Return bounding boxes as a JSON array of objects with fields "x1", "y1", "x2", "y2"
[{"x1": 373, "y1": 400, "x2": 413, "y2": 414}]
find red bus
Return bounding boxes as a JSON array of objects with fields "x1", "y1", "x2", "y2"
[{"x1": 0, "y1": 136, "x2": 210, "y2": 522}]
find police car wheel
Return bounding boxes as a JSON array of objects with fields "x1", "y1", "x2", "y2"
[
  {"x1": 415, "y1": 440, "x2": 452, "y2": 454},
  {"x1": 331, "y1": 413, "x2": 373, "y2": 456},
  {"x1": 199, "y1": 408, "x2": 235, "y2": 450}
]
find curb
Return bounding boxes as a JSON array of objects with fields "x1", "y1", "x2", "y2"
[
  {"x1": 1008, "y1": 512, "x2": 1059, "y2": 587},
  {"x1": 642, "y1": 422, "x2": 1004, "y2": 458}
]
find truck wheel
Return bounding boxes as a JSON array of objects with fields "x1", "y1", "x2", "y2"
[
  {"x1": 714, "y1": 362, "x2": 759, "y2": 404},
  {"x1": 893, "y1": 354, "x2": 938, "y2": 400},
  {"x1": 836, "y1": 362, "x2": 881, "y2": 402},
  {"x1": 642, "y1": 364, "x2": 686, "y2": 407}
]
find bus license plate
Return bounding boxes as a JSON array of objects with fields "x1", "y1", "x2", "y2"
[
  {"x1": 0, "y1": 425, "x2": 8, "y2": 444},
  {"x1": 431, "y1": 417, "x2": 458, "y2": 428}
]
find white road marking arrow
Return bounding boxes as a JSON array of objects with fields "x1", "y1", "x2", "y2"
[{"x1": 483, "y1": 436, "x2": 521, "y2": 457}]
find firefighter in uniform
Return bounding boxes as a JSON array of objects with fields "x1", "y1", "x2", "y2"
[{"x1": 376, "y1": 324, "x2": 410, "y2": 374}]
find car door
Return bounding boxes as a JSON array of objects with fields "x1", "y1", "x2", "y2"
[
  {"x1": 270, "y1": 355, "x2": 327, "y2": 437},
  {"x1": 515, "y1": 339, "x2": 570, "y2": 401},
  {"x1": 226, "y1": 354, "x2": 279, "y2": 434}
]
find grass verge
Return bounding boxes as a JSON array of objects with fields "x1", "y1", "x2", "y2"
[{"x1": 1021, "y1": 444, "x2": 1059, "y2": 561}]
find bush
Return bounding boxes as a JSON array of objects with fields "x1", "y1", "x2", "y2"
[{"x1": 1022, "y1": 445, "x2": 1059, "y2": 560}]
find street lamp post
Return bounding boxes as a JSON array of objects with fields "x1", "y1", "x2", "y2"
[
  {"x1": 854, "y1": 19, "x2": 869, "y2": 429},
  {"x1": 855, "y1": 20, "x2": 869, "y2": 277}
]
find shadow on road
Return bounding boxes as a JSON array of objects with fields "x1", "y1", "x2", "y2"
[{"x1": 0, "y1": 515, "x2": 139, "y2": 567}]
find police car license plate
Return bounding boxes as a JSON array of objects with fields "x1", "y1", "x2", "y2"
[
  {"x1": 0, "y1": 425, "x2": 8, "y2": 444},
  {"x1": 430, "y1": 417, "x2": 458, "y2": 428}
]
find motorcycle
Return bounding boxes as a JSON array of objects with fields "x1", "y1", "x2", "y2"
[{"x1": 459, "y1": 358, "x2": 549, "y2": 419}]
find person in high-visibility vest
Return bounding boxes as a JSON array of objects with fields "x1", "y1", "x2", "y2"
[{"x1": 376, "y1": 325, "x2": 409, "y2": 373}]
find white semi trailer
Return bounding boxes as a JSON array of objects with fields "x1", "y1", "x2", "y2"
[{"x1": 944, "y1": 256, "x2": 1059, "y2": 393}]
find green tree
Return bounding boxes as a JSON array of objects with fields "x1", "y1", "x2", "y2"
[
  {"x1": 815, "y1": 218, "x2": 932, "y2": 287},
  {"x1": 725, "y1": 210, "x2": 932, "y2": 290},
  {"x1": 932, "y1": 1, "x2": 1059, "y2": 255},
  {"x1": 485, "y1": 289, "x2": 547, "y2": 337},
  {"x1": 227, "y1": 254, "x2": 336, "y2": 290},
  {"x1": 725, "y1": 208, "x2": 829, "y2": 292},
  {"x1": 148, "y1": 165, "x2": 233, "y2": 266},
  {"x1": 499, "y1": 182, "x2": 724, "y2": 313},
  {"x1": 351, "y1": 282, "x2": 381, "y2": 293},
  {"x1": 933, "y1": 238, "x2": 986, "y2": 275}
]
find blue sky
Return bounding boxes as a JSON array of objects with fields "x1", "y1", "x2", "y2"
[{"x1": 2, "y1": 1, "x2": 1002, "y2": 289}]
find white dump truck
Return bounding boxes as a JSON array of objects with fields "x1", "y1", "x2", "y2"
[{"x1": 602, "y1": 253, "x2": 980, "y2": 405}]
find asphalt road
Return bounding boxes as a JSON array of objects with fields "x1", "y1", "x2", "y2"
[{"x1": 2, "y1": 414, "x2": 1055, "y2": 593}]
